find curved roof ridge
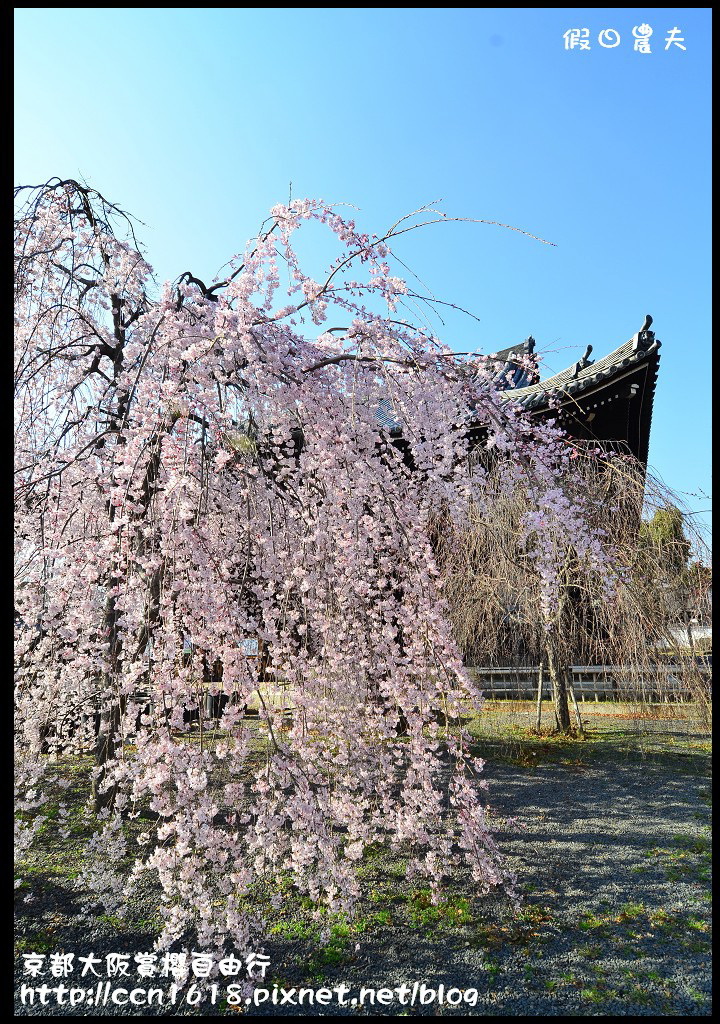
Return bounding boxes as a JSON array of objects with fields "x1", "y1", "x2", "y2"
[{"x1": 503, "y1": 321, "x2": 660, "y2": 408}]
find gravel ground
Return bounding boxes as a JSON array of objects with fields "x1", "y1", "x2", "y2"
[{"x1": 15, "y1": 724, "x2": 711, "y2": 1016}]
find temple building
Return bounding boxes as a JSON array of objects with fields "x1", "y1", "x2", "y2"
[
  {"x1": 377, "y1": 316, "x2": 661, "y2": 468},
  {"x1": 490, "y1": 314, "x2": 661, "y2": 465}
]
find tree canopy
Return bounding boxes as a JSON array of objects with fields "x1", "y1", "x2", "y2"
[{"x1": 15, "y1": 179, "x2": 638, "y2": 955}]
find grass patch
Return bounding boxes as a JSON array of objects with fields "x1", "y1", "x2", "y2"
[
  {"x1": 573, "y1": 902, "x2": 711, "y2": 954},
  {"x1": 407, "y1": 889, "x2": 473, "y2": 931},
  {"x1": 304, "y1": 925, "x2": 353, "y2": 981},
  {"x1": 469, "y1": 903, "x2": 552, "y2": 949},
  {"x1": 642, "y1": 826, "x2": 712, "y2": 885},
  {"x1": 465, "y1": 715, "x2": 712, "y2": 776},
  {"x1": 14, "y1": 930, "x2": 55, "y2": 955}
]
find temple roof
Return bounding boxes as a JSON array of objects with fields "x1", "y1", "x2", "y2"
[
  {"x1": 375, "y1": 317, "x2": 661, "y2": 466},
  {"x1": 495, "y1": 315, "x2": 661, "y2": 464},
  {"x1": 489, "y1": 335, "x2": 540, "y2": 391},
  {"x1": 503, "y1": 316, "x2": 660, "y2": 411}
]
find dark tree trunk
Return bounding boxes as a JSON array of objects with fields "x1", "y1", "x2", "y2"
[
  {"x1": 92, "y1": 578, "x2": 124, "y2": 813},
  {"x1": 546, "y1": 643, "x2": 572, "y2": 734},
  {"x1": 92, "y1": 698, "x2": 122, "y2": 812}
]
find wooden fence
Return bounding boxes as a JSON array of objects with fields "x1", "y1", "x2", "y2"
[{"x1": 467, "y1": 664, "x2": 712, "y2": 702}]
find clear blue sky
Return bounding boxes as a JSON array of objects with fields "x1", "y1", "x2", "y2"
[{"x1": 14, "y1": 8, "x2": 711, "y2": 546}]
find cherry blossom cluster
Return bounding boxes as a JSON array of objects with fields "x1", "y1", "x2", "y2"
[{"x1": 15, "y1": 181, "x2": 617, "y2": 957}]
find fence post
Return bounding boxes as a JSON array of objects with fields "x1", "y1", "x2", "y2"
[
  {"x1": 535, "y1": 663, "x2": 544, "y2": 732},
  {"x1": 569, "y1": 672, "x2": 584, "y2": 734}
]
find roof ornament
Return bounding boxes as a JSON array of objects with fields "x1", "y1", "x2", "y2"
[
  {"x1": 491, "y1": 334, "x2": 540, "y2": 391},
  {"x1": 631, "y1": 314, "x2": 656, "y2": 352},
  {"x1": 572, "y1": 344, "x2": 594, "y2": 378}
]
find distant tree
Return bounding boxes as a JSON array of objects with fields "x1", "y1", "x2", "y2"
[
  {"x1": 439, "y1": 456, "x2": 711, "y2": 731},
  {"x1": 639, "y1": 505, "x2": 691, "y2": 574},
  {"x1": 638, "y1": 506, "x2": 711, "y2": 647}
]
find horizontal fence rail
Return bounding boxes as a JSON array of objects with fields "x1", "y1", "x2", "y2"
[
  {"x1": 29, "y1": 661, "x2": 712, "y2": 753},
  {"x1": 467, "y1": 664, "x2": 712, "y2": 701}
]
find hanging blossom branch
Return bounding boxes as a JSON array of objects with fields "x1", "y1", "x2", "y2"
[{"x1": 16, "y1": 181, "x2": 611, "y2": 961}]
